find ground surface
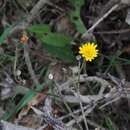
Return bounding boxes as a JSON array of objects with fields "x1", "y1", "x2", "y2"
[{"x1": 0, "y1": 0, "x2": 130, "y2": 130}]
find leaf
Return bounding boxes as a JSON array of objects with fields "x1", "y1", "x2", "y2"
[
  {"x1": 28, "y1": 24, "x2": 75, "y2": 63},
  {"x1": 28, "y1": 24, "x2": 72, "y2": 47},
  {"x1": 69, "y1": 0, "x2": 84, "y2": 6},
  {"x1": 1, "y1": 84, "x2": 44, "y2": 121},
  {"x1": 68, "y1": 0, "x2": 86, "y2": 33},
  {"x1": 41, "y1": 32, "x2": 72, "y2": 47},
  {"x1": 105, "y1": 118, "x2": 117, "y2": 130},
  {"x1": 43, "y1": 43, "x2": 76, "y2": 63},
  {"x1": 27, "y1": 24, "x2": 50, "y2": 34},
  {"x1": 1, "y1": 90, "x2": 36, "y2": 120},
  {"x1": 17, "y1": 90, "x2": 48, "y2": 120},
  {"x1": 0, "y1": 26, "x2": 12, "y2": 45}
]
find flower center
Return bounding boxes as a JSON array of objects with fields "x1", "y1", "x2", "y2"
[{"x1": 86, "y1": 50, "x2": 93, "y2": 57}]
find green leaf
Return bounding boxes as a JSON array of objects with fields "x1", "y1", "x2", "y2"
[
  {"x1": 28, "y1": 24, "x2": 72, "y2": 47},
  {"x1": 1, "y1": 90, "x2": 36, "y2": 120},
  {"x1": 1, "y1": 84, "x2": 44, "y2": 121},
  {"x1": 41, "y1": 32, "x2": 72, "y2": 47},
  {"x1": 43, "y1": 43, "x2": 76, "y2": 63},
  {"x1": 27, "y1": 24, "x2": 50, "y2": 34},
  {"x1": 28, "y1": 24, "x2": 75, "y2": 63},
  {"x1": 105, "y1": 118, "x2": 117, "y2": 130},
  {"x1": 68, "y1": 0, "x2": 84, "y2": 6},
  {"x1": 0, "y1": 26, "x2": 12, "y2": 45},
  {"x1": 68, "y1": 0, "x2": 86, "y2": 33}
]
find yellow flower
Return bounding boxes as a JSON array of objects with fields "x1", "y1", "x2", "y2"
[{"x1": 79, "y1": 42, "x2": 98, "y2": 62}]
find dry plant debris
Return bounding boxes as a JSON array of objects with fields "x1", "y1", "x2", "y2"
[{"x1": 0, "y1": 0, "x2": 130, "y2": 130}]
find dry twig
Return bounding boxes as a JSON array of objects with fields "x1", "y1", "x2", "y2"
[
  {"x1": 24, "y1": 44, "x2": 39, "y2": 86},
  {"x1": 82, "y1": 4, "x2": 119, "y2": 39}
]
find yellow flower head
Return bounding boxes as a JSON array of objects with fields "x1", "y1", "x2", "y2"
[{"x1": 79, "y1": 42, "x2": 98, "y2": 62}]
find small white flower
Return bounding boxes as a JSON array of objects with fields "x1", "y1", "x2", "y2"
[
  {"x1": 16, "y1": 70, "x2": 21, "y2": 76},
  {"x1": 48, "y1": 73, "x2": 53, "y2": 80}
]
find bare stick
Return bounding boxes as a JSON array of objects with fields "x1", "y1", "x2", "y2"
[
  {"x1": 24, "y1": 44, "x2": 39, "y2": 86},
  {"x1": 82, "y1": 4, "x2": 119, "y2": 39},
  {"x1": 26, "y1": 0, "x2": 48, "y2": 25}
]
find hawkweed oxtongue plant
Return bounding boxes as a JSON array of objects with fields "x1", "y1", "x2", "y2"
[
  {"x1": 76, "y1": 42, "x2": 99, "y2": 92},
  {"x1": 75, "y1": 43, "x2": 99, "y2": 130},
  {"x1": 77, "y1": 42, "x2": 99, "y2": 74}
]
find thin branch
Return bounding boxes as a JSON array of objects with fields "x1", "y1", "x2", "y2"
[
  {"x1": 93, "y1": 28, "x2": 130, "y2": 34},
  {"x1": 82, "y1": 4, "x2": 119, "y2": 39},
  {"x1": 24, "y1": 44, "x2": 39, "y2": 86},
  {"x1": 26, "y1": 0, "x2": 48, "y2": 25}
]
